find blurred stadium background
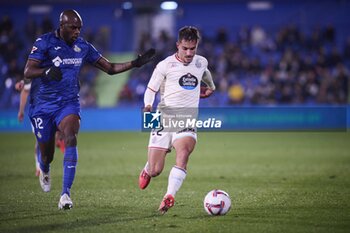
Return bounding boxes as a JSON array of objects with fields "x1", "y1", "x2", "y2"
[
  {"x1": 1, "y1": 2, "x2": 350, "y2": 233},
  {"x1": 0, "y1": 0, "x2": 349, "y2": 131}
]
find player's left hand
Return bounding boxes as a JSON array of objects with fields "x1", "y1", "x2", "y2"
[
  {"x1": 131, "y1": 48, "x2": 156, "y2": 68},
  {"x1": 15, "y1": 80, "x2": 24, "y2": 91},
  {"x1": 200, "y1": 86, "x2": 214, "y2": 98},
  {"x1": 18, "y1": 111, "x2": 24, "y2": 122},
  {"x1": 45, "y1": 66, "x2": 62, "y2": 81}
]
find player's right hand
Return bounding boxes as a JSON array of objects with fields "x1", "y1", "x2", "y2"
[
  {"x1": 143, "y1": 105, "x2": 152, "y2": 112},
  {"x1": 200, "y1": 86, "x2": 214, "y2": 98},
  {"x1": 45, "y1": 66, "x2": 62, "y2": 81}
]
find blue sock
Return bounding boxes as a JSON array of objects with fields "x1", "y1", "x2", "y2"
[
  {"x1": 37, "y1": 142, "x2": 50, "y2": 173},
  {"x1": 62, "y1": 147, "x2": 78, "y2": 196}
]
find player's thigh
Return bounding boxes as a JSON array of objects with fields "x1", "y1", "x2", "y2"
[
  {"x1": 148, "y1": 131, "x2": 171, "y2": 173},
  {"x1": 59, "y1": 114, "x2": 80, "y2": 135},
  {"x1": 56, "y1": 103, "x2": 81, "y2": 135},
  {"x1": 172, "y1": 132, "x2": 197, "y2": 152},
  {"x1": 172, "y1": 132, "x2": 197, "y2": 165},
  {"x1": 148, "y1": 130, "x2": 172, "y2": 151},
  {"x1": 30, "y1": 114, "x2": 56, "y2": 143}
]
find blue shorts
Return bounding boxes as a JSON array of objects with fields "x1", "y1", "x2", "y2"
[{"x1": 29, "y1": 104, "x2": 81, "y2": 143}]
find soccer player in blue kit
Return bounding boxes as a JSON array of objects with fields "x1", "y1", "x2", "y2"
[{"x1": 23, "y1": 9, "x2": 155, "y2": 209}]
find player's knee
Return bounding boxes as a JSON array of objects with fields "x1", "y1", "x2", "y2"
[
  {"x1": 177, "y1": 148, "x2": 193, "y2": 158},
  {"x1": 149, "y1": 167, "x2": 163, "y2": 177},
  {"x1": 41, "y1": 156, "x2": 52, "y2": 164}
]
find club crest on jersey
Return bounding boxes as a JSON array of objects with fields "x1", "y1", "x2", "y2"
[
  {"x1": 179, "y1": 73, "x2": 198, "y2": 90},
  {"x1": 73, "y1": 45, "x2": 81, "y2": 52},
  {"x1": 170, "y1": 62, "x2": 178, "y2": 68},
  {"x1": 195, "y1": 59, "x2": 202, "y2": 68}
]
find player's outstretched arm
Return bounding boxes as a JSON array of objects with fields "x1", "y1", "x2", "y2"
[{"x1": 94, "y1": 48, "x2": 156, "y2": 75}]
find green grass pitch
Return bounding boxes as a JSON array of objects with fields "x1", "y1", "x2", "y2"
[{"x1": 0, "y1": 132, "x2": 349, "y2": 233}]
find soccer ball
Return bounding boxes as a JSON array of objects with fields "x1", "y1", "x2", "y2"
[{"x1": 203, "y1": 189, "x2": 231, "y2": 215}]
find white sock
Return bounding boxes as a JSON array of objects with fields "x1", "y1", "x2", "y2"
[
  {"x1": 144, "y1": 162, "x2": 149, "y2": 174},
  {"x1": 166, "y1": 166, "x2": 187, "y2": 197}
]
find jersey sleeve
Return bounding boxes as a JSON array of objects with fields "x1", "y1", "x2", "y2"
[
  {"x1": 28, "y1": 37, "x2": 47, "y2": 62},
  {"x1": 24, "y1": 83, "x2": 31, "y2": 91},
  {"x1": 147, "y1": 61, "x2": 166, "y2": 92},
  {"x1": 85, "y1": 42, "x2": 102, "y2": 64}
]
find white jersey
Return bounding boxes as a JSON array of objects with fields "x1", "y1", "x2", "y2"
[{"x1": 147, "y1": 53, "x2": 208, "y2": 109}]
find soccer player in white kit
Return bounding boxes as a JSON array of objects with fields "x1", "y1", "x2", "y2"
[{"x1": 138, "y1": 26, "x2": 216, "y2": 214}]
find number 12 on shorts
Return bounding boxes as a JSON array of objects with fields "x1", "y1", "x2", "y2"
[{"x1": 33, "y1": 117, "x2": 43, "y2": 129}]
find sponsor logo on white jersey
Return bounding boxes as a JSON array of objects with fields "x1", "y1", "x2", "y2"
[{"x1": 178, "y1": 73, "x2": 198, "y2": 90}]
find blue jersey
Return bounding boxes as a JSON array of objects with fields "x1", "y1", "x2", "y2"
[{"x1": 28, "y1": 29, "x2": 101, "y2": 115}]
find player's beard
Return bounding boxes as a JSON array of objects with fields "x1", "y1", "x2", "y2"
[{"x1": 184, "y1": 56, "x2": 193, "y2": 64}]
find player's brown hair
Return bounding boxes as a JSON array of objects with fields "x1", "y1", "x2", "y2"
[{"x1": 178, "y1": 26, "x2": 200, "y2": 42}]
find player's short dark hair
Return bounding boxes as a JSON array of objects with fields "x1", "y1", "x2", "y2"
[{"x1": 178, "y1": 26, "x2": 200, "y2": 42}]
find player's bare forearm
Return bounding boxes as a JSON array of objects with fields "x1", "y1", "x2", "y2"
[
  {"x1": 95, "y1": 57, "x2": 133, "y2": 75},
  {"x1": 24, "y1": 59, "x2": 46, "y2": 79},
  {"x1": 18, "y1": 89, "x2": 29, "y2": 122},
  {"x1": 95, "y1": 49, "x2": 155, "y2": 75}
]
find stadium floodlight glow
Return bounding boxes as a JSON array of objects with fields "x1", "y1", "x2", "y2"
[
  {"x1": 122, "y1": 1, "x2": 133, "y2": 10},
  {"x1": 160, "y1": 1, "x2": 178, "y2": 10},
  {"x1": 247, "y1": 1, "x2": 273, "y2": 11}
]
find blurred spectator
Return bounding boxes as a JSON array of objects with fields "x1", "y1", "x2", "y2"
[
  {"x1": 23, "y1": 17, "x2": 38, "y2": 43},
  {"x1": 41, "y1": 15, "x2": 54, "y2": 34},
  {"x1": 323, "y1": 23, "x2": 335, "y2": 43},
  {"x1": 94, "y1": 26, "x2": 110, "y2": 53},
  {"x1": 228, "y1": 81, "x2": 244, "y2": 104},
  {"x1": 343, "y1": 36, "x2": 350, "y2": 61},
  {"x1": 251, "y1": 25, "x2": 266, "y2": 47},
  {"x1": 215, "y1": 27, "x2": 229, "y2": 45},
  {"x1": 138, "y1": 32, "x2": 153, "y2": 52}
]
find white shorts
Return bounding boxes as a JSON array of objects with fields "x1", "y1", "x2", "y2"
[{"x1": 148, "y1": 129, "x2": 197, "y2": 151}]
